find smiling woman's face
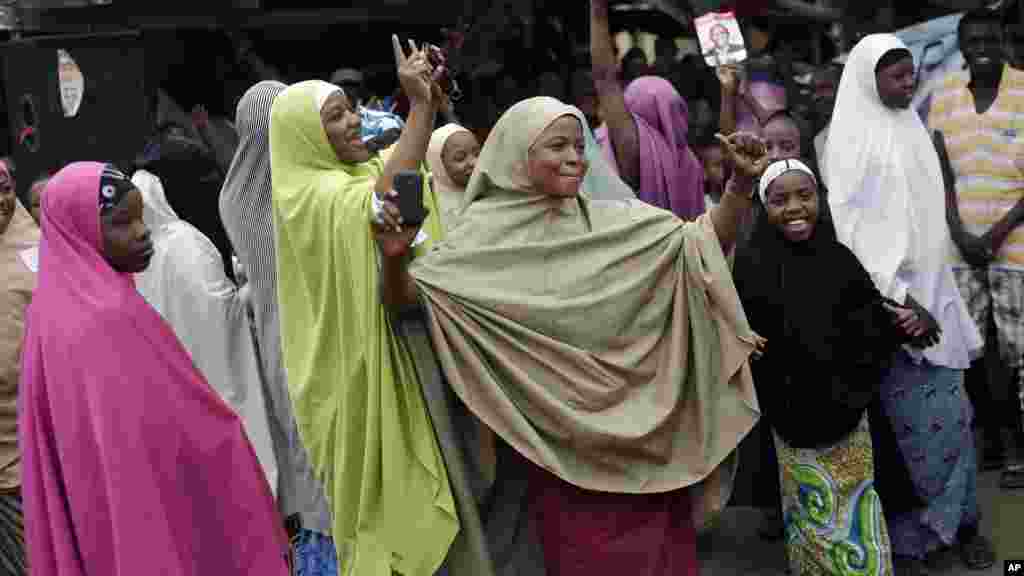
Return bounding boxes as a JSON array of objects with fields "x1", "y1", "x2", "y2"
[
  {"x1": 527, "y1": 115, "x2": 589, "y2": 198},
  {"x1": 320, "y1": 91, "x2": 371, "y2": 165},
  {"x1": 764, "y1": 171, "x2": 819, "y2": 243}
]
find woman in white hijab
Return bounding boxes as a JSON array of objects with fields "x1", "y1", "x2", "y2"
[
  {"x1": 823, "y1": 34, "x2": 993, "y2": 575},
  {"x1": 131, "y1": 169, "x2": 278, "y2": 493}
]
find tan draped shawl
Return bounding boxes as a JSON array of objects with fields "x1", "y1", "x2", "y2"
[
  {"x1": 410, "y1": 97, "x2": 760, "y2": 528},
  {"x1": 1, "y1": 201, "x2": 39, "y2": 491}
]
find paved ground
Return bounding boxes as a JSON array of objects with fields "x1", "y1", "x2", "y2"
[{"x1": 699, "y1": 428, "x2": 1022, "y2": 575}]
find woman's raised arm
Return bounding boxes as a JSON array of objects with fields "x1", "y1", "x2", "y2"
[
  {"x1": 710, "y1": 132, "x2": 768, "y2": 253},
  {"x1": 591, "y1": 0, "x2": 641, "y2": 189},
  {"x1": 376, "y1": 36, "x2": 441, "y2": 201}
]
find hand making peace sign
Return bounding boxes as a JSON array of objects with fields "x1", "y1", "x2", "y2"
[{"x1": 392, "y1": 34, "x2": 437, "y2": 107}]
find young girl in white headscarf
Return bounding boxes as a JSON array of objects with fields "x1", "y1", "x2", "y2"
[
  {"x1": 426, "y1": 124, "x2": 479, "y2": 231},
  {"x1": 823, "y1": 33, "x2": 994, "y2": 575}
]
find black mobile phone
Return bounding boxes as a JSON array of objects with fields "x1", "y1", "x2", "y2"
[{"x1": 394, "y1": 170, "x2": 426, "y2": 226}]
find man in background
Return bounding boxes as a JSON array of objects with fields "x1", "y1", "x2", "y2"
[{"x1": 929, "y1": 7, "x2": 1024, "y2": 491}]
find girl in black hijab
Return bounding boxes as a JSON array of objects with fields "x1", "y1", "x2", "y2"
[{"x1": 733, "y1": 158, "x2": 920, "y2": 576}]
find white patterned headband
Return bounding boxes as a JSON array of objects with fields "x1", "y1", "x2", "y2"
[{"x1": 757, "y1": 158, "x2": 817, "y2": 204}]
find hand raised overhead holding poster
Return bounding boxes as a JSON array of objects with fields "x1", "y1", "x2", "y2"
[
  {"x1": 57, "y1": 49, "x2": 84, "y2": 118},
  {"x1": 695, "y1": 11, "x2": 747, "y2": 68}
]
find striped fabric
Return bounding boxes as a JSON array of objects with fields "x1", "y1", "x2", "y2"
[
  {"x1": 928, "y1": 65, "x2": 1024, "y2": 269},
  {"x1": 218, "y1": 81, "x2": 333, "y2": 536},
  {"x1": 0, "y1": 493, "x2": 25, "y2": 575},
  {"x1": 952, "y1": 266, "x2": 1024, "y2": 369}
]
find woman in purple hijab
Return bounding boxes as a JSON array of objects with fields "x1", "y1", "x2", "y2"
[{"x1": 590, "y1": 0, "x2": 705, "y2": 220}]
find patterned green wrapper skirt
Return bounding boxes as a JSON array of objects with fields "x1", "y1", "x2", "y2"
[
  {"x1": 773, "y1": 415, "x2": 893, "y2": 576},
  {"x1": 0, "y1": 492, "x2": 25, "y2": 575}
]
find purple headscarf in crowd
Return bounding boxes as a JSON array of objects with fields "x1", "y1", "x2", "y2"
[{"x1": 597, "y1": 76, "x2": 705, "y2": 220}]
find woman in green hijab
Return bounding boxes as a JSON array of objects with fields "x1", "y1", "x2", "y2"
[
  {"x1": 375, "y1": 94, "x2": 769, "y2": 576},
  {"x1": 269, "y1": 37, "x2": 454, "y2": 576}
]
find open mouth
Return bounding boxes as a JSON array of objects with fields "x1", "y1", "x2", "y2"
[{"x1": 784, "y1": 219, "x2": 810, "y2": 234}]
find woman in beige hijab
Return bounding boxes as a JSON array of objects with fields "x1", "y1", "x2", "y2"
[
  {"x1": 0, "y1": 161, "x2": 38, "y2": 575},
  {"x1": 426, "y1": 124, "x2": 480, "y2": 231},
  {"x1": 374, "y1": 96, "x2": 768, "y2": 576}
]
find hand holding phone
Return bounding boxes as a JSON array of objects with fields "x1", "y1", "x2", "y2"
[
  {"x1": 394, "y1": 170, "x2": 427, "y2": 226},
  {"x1": 372, "y1": 188, "x2": 426, "y2": 259}
]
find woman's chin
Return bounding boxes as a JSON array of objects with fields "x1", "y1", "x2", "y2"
[{"x1": 558, "y1": 178, "x2": 584, "y2": 197}]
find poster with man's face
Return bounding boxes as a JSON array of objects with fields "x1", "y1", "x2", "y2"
[{"x1": 695, "y1": 11, "x2": 747, "y2": 68}]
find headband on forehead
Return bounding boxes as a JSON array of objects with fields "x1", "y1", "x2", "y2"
[
  {"x1": 315, "y1": 82, "x2": 345, "y2": 113},
  {"x1": 99, "y1": 164, "x2": 134, "y2": 213},
  {"x1": 758, "y1": 158, "x2": 817, "y2": 204}
]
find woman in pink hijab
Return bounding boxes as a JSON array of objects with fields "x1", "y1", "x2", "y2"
[
  {"x1": 18, "y1": 162, "x2": 289, "y2": 575},
  {"x1": 590, "y1": 0, "x2": 705, "y2": 220}
]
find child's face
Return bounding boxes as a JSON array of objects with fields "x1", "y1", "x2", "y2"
[{"x1": 700, "y1": 145, "x2": 726, "y2": 190}]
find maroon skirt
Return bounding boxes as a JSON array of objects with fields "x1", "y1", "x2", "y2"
[{"x1": 528, "y1": 464, "x2": 698, "y2": 576}]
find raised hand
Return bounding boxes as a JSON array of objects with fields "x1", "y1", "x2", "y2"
[
  {"x1": 715, "y1": 131, "x2": 770, "y2": 182},
  {"x1": 393, "y1": 35, "x2": 435, "y2": 106}
]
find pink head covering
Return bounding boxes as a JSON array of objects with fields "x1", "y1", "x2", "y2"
[
  {"x1": 18, "y1": 162, "x2": 288, "y2": 575},
  {"x1": 596, "y1": 76, "x2": 705, "y2": 220}
]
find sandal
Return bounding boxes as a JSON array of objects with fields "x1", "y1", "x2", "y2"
[
  {"x1": 959, "y1": 534, "x2": 996, "y2": 570},
  {"x1": 1002, "y1": 462, "x2": 1024, "y2": 488}
]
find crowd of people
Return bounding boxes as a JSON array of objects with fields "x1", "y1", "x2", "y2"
[{"x1": 0, "y1": 2, "x2": 1021, "y2": 576}]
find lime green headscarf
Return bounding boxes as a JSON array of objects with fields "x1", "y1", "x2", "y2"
[{"x1": 269, "y1": 80, "x2": 455, "y2": 576}]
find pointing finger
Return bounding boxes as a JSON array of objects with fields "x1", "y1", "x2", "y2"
[{"x1": 392, "y1": 35, "x2": 407, "y2": 65}]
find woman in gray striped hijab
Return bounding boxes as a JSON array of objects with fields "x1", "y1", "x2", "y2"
[{"x1": 218, "y1": 81, "x2": 337, "y2": 575}]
